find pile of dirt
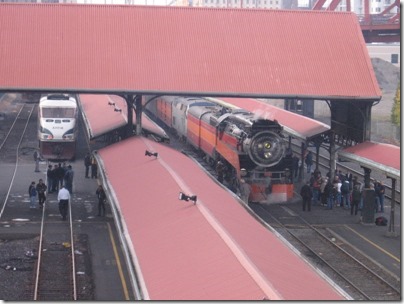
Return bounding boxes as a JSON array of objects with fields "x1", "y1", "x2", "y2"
[
  {"x1": 370, "y1": 58, "x2": 400, "y2": 121},
  {"x1": 371, "y1": 58, "x2": 400, "y2": 93}
]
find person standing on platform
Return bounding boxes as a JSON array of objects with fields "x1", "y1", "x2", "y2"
[
  {"x1": 292, "y1": 155, "x2": 300, "y2": 181},
  {"x1": 378, "y1": 181, "x2": 385, "y2": 213},
  {"x1": 34, "y1": 150, "x2": 40, "y2": 173},
  {"x1": 340, "y1": 179, "x2": 351, "y2": 209},
  {"x1": 91, "y1": 156, "x2": 98, "y2": 179},
  {"x1": 84, "y1": 153, "x2": 91, "y2": 178},
  {"x1": 333, "y1": 176, "x2": 342, "y2": 207},
  {"x1": 57, "y1": 185, "x2": 71, "y2": 220},
  {"x1": 96, "y1": 185, "x2": 107, "y2": 216},
  {"x1": 324, "y1": 179, "x2": 334, "y2": 210},
  {"x1": 216, "y1": 160, "x2": 224, "y2": 183},
  {"x1": 374, "y1": 181, "x2": 381, "y2": 213},
  {"x1": 300, "y1": 181, "x2": 312, "y2": 212},
  {"x1": 36, "y1": 179, "x2": 47, "y2": 208},
  {"x1": 64, "y1": 165, "x2": 74, "y2": 193},
  {"x1": 28, "y1": 181, "x2": 37, "y2": 209},
  {"x1": 239, "y1": 179, "x2": 252, "y2": 204},
  {"x1": 305, "y1": 151, "x2": 313, "y2": 174},
  {"x1": 312, "y1": 175, "x2": 321, "y2": 205},
  {"x1": 55, "y1": 163, "x2": 65, "y2": 191},
  {"x1": 351, "y1": 182, "x2": 362, "y2": 216},
  {"x1": 320, "y1": 177, "x2": 328, "y2": 206},
  {"x1": 46, "y1": 165, "x2": 54, "y2": 193}
]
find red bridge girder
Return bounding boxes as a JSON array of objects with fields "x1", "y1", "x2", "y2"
[{"x1": 312, "y1": 0, "x2": 400, "y2": 43}]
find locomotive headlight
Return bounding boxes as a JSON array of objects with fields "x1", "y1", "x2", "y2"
[{"x1": 243, "y1": 131, "x2": 285, "y2": 167}]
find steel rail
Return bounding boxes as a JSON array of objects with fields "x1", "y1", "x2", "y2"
[
  {"x1": 0, "y1": 104, "x2": 34, "y2": 219},
  {"x1": 33, "y1": 203, "x2": 46, "y2": 300},
  {"x1": 255, "y1": 204, "x2": 400, "y2": 300},
  {"x1": 33, "y1": 197, "x2": 77, "y2": 300}
]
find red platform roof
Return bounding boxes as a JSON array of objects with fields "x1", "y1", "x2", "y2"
[
  {"x1": 0, "y1": 4, "x2": 380, "y2": 100},
  {"x1": 338, "y1": 141, "x2": 400, "y2": 180},
  {"x1": 214, "y1": 97, "x2": 330, "y2": 140},
  {"x1": 97, "y1": 136, "x2": 345, "y2": 300},
  {"x1": 79, "y1": 94, "x2": 168, "y2": 139}
]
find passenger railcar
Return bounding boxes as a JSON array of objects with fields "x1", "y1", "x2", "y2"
[
  {"x1": 145, "y1": 95, "x2": 291, "y2": 203},
  {"x1": 37, "y1": 94, "x2": 78, "y2": 161}
]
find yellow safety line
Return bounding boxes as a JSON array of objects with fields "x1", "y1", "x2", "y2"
[
  {"x1": 107, "y1": 222, "x2": 130, "y2": 300},
  {"x1": 344, "y1": 225, "x2": 400, "y2": 263}
]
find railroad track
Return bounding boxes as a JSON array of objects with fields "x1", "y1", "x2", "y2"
[
  {"x1": 0, "y1": 103, "x2": 34, "y2": 162},
  {"x1": 251, "y1": 203, "x2": 400, "y2": 300},
  {"x1": 32, "y1": 192, "x2": 77, "y2": 300},
  {"x1": 0, "y1": 103, "x2": 35, "y2": 218}
]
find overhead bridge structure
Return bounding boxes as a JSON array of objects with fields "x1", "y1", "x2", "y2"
[{"x1": 312, "y1": 0, "x2": 400, "y2": 43}]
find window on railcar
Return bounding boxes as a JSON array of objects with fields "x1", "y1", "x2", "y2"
[{"x1": 42, "y1": 107, "x2": 76, "y2": 118}]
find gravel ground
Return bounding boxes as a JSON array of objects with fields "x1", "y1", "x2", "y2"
[{"x1": 0, "y1": 233, "x2": 39, "y2": 300}]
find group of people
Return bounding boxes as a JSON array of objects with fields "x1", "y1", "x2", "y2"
[
  {"x1": 29, "y1": 163, "x2": 74, "y2": 220},
  {"x1": 28, "y1": 151, "x2": 107, "y2": 219},
  {"x1": 28, "y1": 179, "x2": 47, "y2": 209},
  {"x1": 300, "y1": 169, "x2": 386, "y2": 216},
  {"x1": 46, "y1": 163, "x2": 75, "y2": 194},
  {"x1": 84, "y1": 153, "x2": 98, "y2": 179}
]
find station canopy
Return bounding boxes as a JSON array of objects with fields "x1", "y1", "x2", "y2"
[
  {"x1": 338, "y1": 142, "x2": 400, "y2": 180},
  {"x1": 0, "y1": 3, "x2": 381, "y2": 100}
]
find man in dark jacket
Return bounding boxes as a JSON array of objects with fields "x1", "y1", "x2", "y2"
[
  {"x1": 300, "y1": 181, "x2": 313, "y2": 212},
  {"x1": 36, "y1": 179, "x2": 47, "y2": 208},
  {"x1": 84, "y1": 153, "x2": 91, "y2": 178},
  {"x1": 96, "y1": 185, "x2": 107, "y2": 216}
]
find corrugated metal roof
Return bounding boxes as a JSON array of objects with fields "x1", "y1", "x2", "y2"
[
  {"x1": 0, "y1": 4, "x2": 381, "y2": 100},
  {"x1": 215, "y1": 97, "x2": 331, "y2": 140},
  {"x1": 79, "y1": 94, "x2": 168, "y2": 138},
  {"x1": 97, "y1": 136, "x2": 345, "y2": 300}
]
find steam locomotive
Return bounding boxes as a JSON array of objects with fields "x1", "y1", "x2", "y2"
[{"x1": 144, "y1": 95, "x2": 292, "y2": 203}]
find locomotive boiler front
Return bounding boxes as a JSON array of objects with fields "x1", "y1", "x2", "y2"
[{"x1": 241, "y1": 119, "x2": 285, "y2": 168}]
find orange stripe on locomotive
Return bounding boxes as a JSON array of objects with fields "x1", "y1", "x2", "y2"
[
  {"x1": 187, "y1": 110, "x2": 241, "y2": 173},
  {"x1": 156, "y1": 97, "x2": 172, "y2": 128}
]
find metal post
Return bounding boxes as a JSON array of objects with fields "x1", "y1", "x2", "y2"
[
  {"x1": 362, "y1": 166, "x2": 371, "y2": 188},
  {"x1": 387, "y1": 177, "x2": 396, "y2": 236},
  {"x1": 328, "y1": 132, "x2": 336, "y2": 182},
  {"x1": 125, "y1": 95, "x2": 134, "y2": 138},
  {"x1": 299, "y1": 142, "x2": 305, "y2": 182},
  {"x1": 135, "y1": 95, "x2": 142, "y2": 136},
  {"x1": 361, "y1": 166, "x2": 375, "y2": 225}
]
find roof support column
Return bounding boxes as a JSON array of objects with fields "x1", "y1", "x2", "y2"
[
  {"x1": 124, "y1": 94, "x2": 142, "y2": 138},
  {"x1": 134, "y1": 95, "x2": 142, "y2": 136},
  {"x1": 360, "y1": 166, "x2": 375, "y2": 225},
  {"x1": 328, "y1": 132, "x2": 336, "y2": 182},
  {"x1": 386, "y1": 177, "x2": 397, "y2": 236},
  {"x1": 299, "y1": 142, "x2": 305, "y2": 182},
  {"x1": 124, "y1": 94, "x2": 135, "y2": 138}
]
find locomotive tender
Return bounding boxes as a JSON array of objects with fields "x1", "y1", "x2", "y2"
[
  {"x1": 144, "y1": 95, "x2": 290, "y2": 203},
  {"x1": 37, "y1": 94, "x2": 78, "y2": 161}
]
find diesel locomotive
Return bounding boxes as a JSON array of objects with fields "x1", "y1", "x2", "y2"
[{"x1": 37, "y1": 94, "x2": 78, "y2": 161}]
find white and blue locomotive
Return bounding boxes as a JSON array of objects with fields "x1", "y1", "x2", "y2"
[{"x1": 37, "y1": 94, "x2": 78, "y2": 161}]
